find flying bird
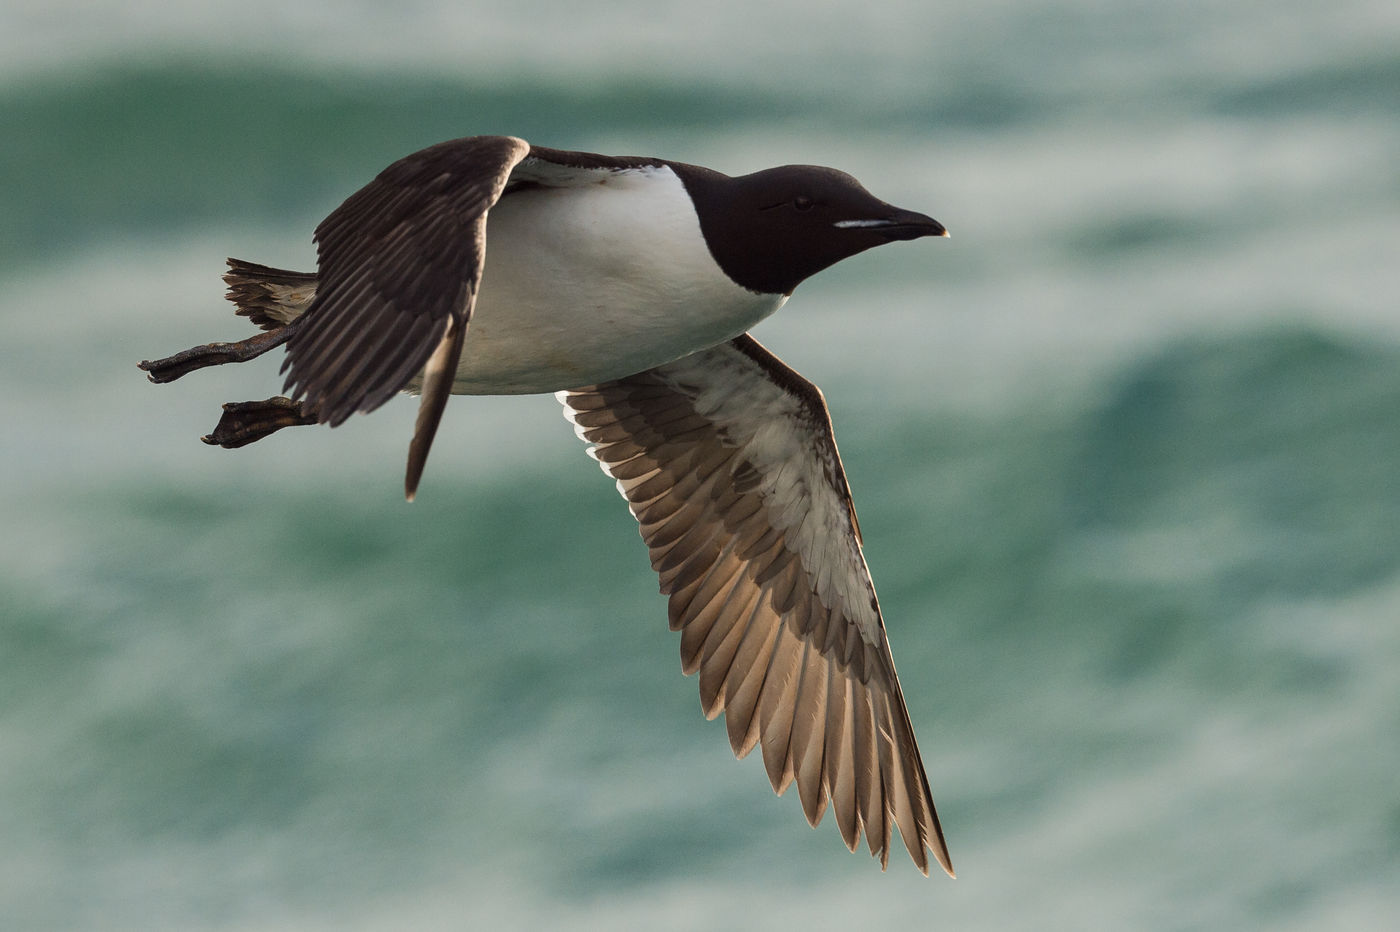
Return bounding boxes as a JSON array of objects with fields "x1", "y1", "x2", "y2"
[{"x1": 139, "y1": 135, "x2": 953, "y2": 876}]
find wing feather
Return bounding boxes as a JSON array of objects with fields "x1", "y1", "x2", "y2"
[
  {"x1": 697, "y1": 582, "x2": 763, "y2": 719},
  {"x1": 722, "y1": 606, "x2": 784, "y2": 758},
  {"x1": 792, "y1": 641, "x2": 830, "y2": 826},
  {"x1": 557, "y1": 335, "x2": 952, "y2": 876},
  {"x1": 828, "y1": 671, "x2": 860, "y2": 850},
  {"x1": 283, "y1": 136, "x2": 532, "y2": 425}
]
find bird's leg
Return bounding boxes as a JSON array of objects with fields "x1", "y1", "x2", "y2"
[
  {"x1": 201, "y1": 396, "x2": 318, "y2": 448},
  {"x1": 138, "y1": 322, "x2": 297, "y2": 384}
]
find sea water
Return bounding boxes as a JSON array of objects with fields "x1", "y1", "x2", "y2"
[{"x1": 2, "y1": 1, "x2": 1398, "y2": 928}]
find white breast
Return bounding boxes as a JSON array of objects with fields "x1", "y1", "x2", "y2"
[{"x1": 450, "y1": 165, "x2": 786, "y2": 394}]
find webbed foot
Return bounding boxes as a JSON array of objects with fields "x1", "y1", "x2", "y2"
[
  {"x1": 139, "y1": 326, "x2": 293, "y2": 383},
  {"x1": 202, "y1": 396, "x2": 317, "y2": 448}
]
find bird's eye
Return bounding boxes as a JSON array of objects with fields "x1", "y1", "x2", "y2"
[{"x1": 793, "y1": 196, "x2": 814, "y2": 211}]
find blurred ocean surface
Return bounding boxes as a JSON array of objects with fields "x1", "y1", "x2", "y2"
[{"x1": 3, "y1": 1, "x2": 1398, "y2": 928}]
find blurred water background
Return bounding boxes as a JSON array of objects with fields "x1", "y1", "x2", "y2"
[{"x1": 3, "y1": 1, "x2": 1398, "y2": 928}]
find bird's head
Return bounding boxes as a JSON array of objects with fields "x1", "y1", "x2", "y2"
[{"x1": 679, "y1": 163, "x2": 947, "y2": 295}]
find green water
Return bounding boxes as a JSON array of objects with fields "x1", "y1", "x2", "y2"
[{"x1": 3, "y1": 1, "x2": 1399, "y2": 928}]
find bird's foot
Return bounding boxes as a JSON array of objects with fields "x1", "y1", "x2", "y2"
[
  {"x1": 202, "y1": 396, "x2": 317, "y2": 448},
  {"x1": 139, "y1": 326, "x2": 292, "y2": 384}
]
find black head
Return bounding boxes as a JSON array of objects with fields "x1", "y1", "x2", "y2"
[{"x1": 671, "y1": 162, "x2": 946, "y2": 295}]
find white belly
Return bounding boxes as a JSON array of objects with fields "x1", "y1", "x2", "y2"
[{"x1": 447, "y1": 165, "x2": 786, "y2": 394}]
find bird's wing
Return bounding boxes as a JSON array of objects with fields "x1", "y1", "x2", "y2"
[
  {"x1": 280, "y1": 137, "x2": 673, "y2": 498},
  {"x1": 283, "y1": 136, "x2": 528, "y2": 425},
  {"x1": 511, "y1": 144, "x2": 671, "y2": 186},
  {"x1": 557, "y1": 335, "x2": 952, "y2": 876}
]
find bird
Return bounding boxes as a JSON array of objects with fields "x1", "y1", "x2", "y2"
[{"x1": 138, "y1": 135, "x2": 954, "y2": 876}]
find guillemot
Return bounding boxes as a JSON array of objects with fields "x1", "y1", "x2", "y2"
[{"x1": 139, "y1": 135, "x2": 954, "y2": 876}]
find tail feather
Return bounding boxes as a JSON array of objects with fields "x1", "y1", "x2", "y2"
[{"x1": 224, "y1": 258, "x2": 318, "y2": 331}]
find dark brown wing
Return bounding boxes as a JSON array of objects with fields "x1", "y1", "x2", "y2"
[
  {"x1": 280, "y1": 137, "x2": 682, "y2": 498},
  {"x1": 557, "y1": 335, "x2": 952, "y2": 876},
  {"x1": 281, "y1": 135, "x2": 531, "y2": 428}
]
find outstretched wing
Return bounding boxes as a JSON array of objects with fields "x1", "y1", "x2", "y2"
[{"x1": 557, "y1": 335, "x2": 952, "y2": 876}]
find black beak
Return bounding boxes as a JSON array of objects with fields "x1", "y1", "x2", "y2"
[
  {"x1": 876, "y1": 208, "x2": 948, "y2": 241},
  {"x1": 835, "y1": 209, "x2": 948, "y2": 241}
]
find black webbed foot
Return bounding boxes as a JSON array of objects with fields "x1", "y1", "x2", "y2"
[
  {"x1": 202, "y1": 396, "x2": 317, "y2": 448},
  {"x1": 139, "y1": 325, "x2": 294, "y2": 384}
]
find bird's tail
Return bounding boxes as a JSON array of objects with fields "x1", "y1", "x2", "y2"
[{"x1": 223, "y1": 258, "x2": 319, "y2": 331}]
